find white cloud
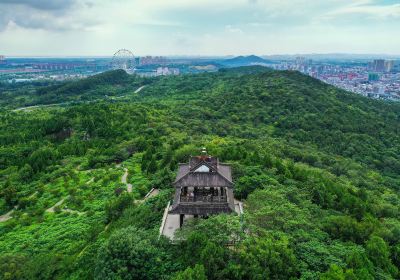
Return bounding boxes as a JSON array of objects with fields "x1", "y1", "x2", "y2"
[
  {"x1": 318, "y1": 0, "x2": 400, "y2": 21},
  {"x1": 225, "y1": 25, "x2": 244, "y2": 34},
  {"x1": 0, "y1": 0, "x2": 399, "y2": 56}
]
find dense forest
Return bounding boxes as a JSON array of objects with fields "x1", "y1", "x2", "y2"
[{"x1": 0, "y1": 66, "x2": 399, "y2": 279}]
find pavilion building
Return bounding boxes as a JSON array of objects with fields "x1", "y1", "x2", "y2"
[{"x1": 160, "y1": 150, "x2": 242, "y2": 239}]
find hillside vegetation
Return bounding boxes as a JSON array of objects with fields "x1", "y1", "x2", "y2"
[
  {"x1": 0, "y1": 70, "x2": 148, "y2": 108},
  {"x1": 0, "y1": 67, "x2": 399, "y2": 280}
]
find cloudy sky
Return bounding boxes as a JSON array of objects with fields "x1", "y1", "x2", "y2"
[{"x1": 0, "y1": 0, "x2": 399, "y2": 56}]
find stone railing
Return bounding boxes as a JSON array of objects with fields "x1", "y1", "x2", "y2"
[{"x1": 180, "y1": 195, "x2": 227, "y2": 203}]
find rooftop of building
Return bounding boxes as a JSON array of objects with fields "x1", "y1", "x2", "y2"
[{"x1": 173, "y1": 154, "x2": 233, "y2": 188}]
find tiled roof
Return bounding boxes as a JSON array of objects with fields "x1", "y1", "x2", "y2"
[{"x1": 174, "y1": 156, "x2": 233, "y2": 188}]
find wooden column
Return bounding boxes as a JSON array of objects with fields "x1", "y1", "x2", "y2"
[{"x1": 180, "y1": 214, "x2": 184, "y2": 227}]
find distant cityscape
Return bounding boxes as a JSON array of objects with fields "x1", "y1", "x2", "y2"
[
  {"x1": 0, "y1": 54, "x2": 181, "y2": 82},
  {"x1": 271, "y1": 57, "x2": 400, "y2": 101},
  {"x1": 0, "y1": 53, "x2": 399, "y2": 101}
]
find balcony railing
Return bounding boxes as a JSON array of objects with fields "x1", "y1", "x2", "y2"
[{"x1": 180, "y1": 195, "x2": 227, "y2": 203}]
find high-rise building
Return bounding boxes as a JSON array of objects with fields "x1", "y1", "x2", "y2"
[
  {"x1": 0, "y1": 55, "x2": 5, "y2": 64},
  {"x1": 372, "y1": 59, "x2": 385, "y2": 72},
  {"x1": 368, "y1": 72, "x2": 379, "y2": 81},
  {"x1": 295, "y1": 56, "x2": 305, "y2": 65},
  {"x1": 139, "y1": 56, "x2": 167, "y2": 66},
  {"x1": 384, "y1": 60, "x2": 395, "y2": 72},
  {"x1": 294, "y1": 56, "x2": 312, "y2": 66},
  {"x1": 393, "y1": 61, "x2": 400, "y2": 72}
]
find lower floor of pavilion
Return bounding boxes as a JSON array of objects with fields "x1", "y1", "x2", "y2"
[{"x1": 159, "y1": 199, "x2": 244, "y2": 240}]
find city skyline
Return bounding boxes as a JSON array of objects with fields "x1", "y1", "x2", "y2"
[{"x1": 1, "y1": 0, "x2": 400, "y2": 56}]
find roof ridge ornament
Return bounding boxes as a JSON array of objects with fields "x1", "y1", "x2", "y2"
[{"x1": 199, "y1": 147, "x2": 209, "y2": 161}]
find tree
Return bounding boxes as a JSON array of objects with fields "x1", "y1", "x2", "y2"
[
  {"x1": 199, "y1": 242, "x2": 227, "y2": 279},
  {"x1": 146, "y1": 156, "x2": 158, "y2": 174},
  {"x1": 2, "y1": 181, "x2": 17, "y2": 207},
  {"x1": 95, "y1": 226, "x2": 170, "y2": 280},
  {"x1": 0, "y1": 254, "x2": 28, "y2": 280},
  {"x1": 160, "y1": 148, "x2": 174, "y2": 168},
  {"x1": 345, "y1": 249, "x2": 374, "y2": 280},
  {"x1": 235, "y1": 174, "x2": 278, "y2": 199},
  {"x1": 179, "y1": 232, "x2": 209, "y2": 267},
  {"x1": 22, "y1": 253, "x2": 66, "y2": 280},
  {"x1": 177, "y1": 215, "x2": 243, "y2": 246},
  {"x1": 320, "y1": 265, "x2": 357, "y2": 280},
  {"x1": 392, "y1": 243, "x2": 400, "y2": 270},
  {"x1": 173, "y1": 265, "x2": 207, "y2": 280},
  {"x1": 28, "y1": 146, "x2": 59, "y2": 172},
  {"x1": 18, "y1": 163, "x2": 34, "y2": 182},
  {"x1": 238, "y1": 236, "x2": 299, "y2": 280},
  {"x1": 366, "y1": 236, "x2": 398, "y2": 277},
  {"x1": 178, "y1": 230, "x2": 233, "y2": 280},
  {"x1": 320, "y1": 265, "x2": 345, "y2": 280},
  {"x1": 104, "y1": 193, "x2": 134, "y2": 223}
]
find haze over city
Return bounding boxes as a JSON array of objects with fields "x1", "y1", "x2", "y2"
[{"x1": 1, "y1": 0, "x2": 400, "y2": 56}]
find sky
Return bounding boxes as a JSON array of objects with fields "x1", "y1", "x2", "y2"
[{"x1": 0, "y1": 0, "x2": 399, "y2": 56}]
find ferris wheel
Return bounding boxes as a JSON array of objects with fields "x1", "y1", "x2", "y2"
[{"x1": 111, "y1": 49, "x2": 135, "y2": 73}]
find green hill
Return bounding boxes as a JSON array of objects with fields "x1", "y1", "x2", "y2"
[
  {"x1": 220, "y1": 55, "x2": 273, "y2": 66},
  {"x1": 0, "y1": 70, "x2": 148, "y2": 108},
  {"x1": 0, "y1": 67, "x2": 399, "y2": 279}
]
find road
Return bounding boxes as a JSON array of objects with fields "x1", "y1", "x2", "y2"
[
  {"x1": 0, "y1": 192, "x2": 37, "y2": 222},
  {"x1": 12, "y1": 103, "x2": 62, "y2": 112},
  {"x1": 121, "y1": 168, "x2": 133, "y2": 193},
  {"x1": 134, "y1": 85, "x2": 146, "y2": 93},
  {"x1": 0, "y1": 209, "x2": 14, "y2": 222},
  {"x1": 46, "y1": 198, "x2": 66, "y2": 213}
]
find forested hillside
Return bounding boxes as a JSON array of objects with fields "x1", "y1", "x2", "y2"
[{"x1": 0, "y1": 67, "x2": 399, "y2": 279}]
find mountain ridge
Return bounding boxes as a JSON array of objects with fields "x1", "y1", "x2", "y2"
[
  {"x1": 0, "y1": 66, "x2": 399, "y2": 279},
  {"x1": 220, "y1": 55, "x2": 273, "y2": 66}
]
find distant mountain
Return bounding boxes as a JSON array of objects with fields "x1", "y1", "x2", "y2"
[{"x1": 220, "y1": 55, "x2": 273, "y2": 66}]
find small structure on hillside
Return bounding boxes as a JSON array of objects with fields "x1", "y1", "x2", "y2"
[{"x1": 160, "y1": 149, "x2": 243, "y2": 239}]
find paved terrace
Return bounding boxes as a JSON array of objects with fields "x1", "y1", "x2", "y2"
[{"x1": 159, "y1": 199, "x2": 244, "y2": 240}]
